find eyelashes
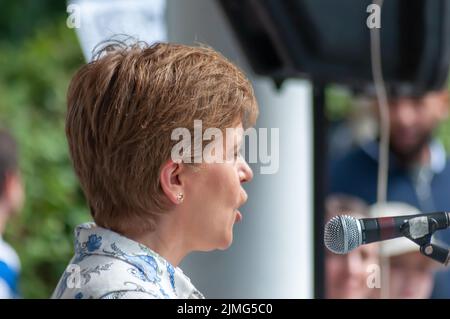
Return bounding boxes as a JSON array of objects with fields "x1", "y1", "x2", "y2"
[{"x1": 234, "y1": 147, "x2": 244, "y2": 160}]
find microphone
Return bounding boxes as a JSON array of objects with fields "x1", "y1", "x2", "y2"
[{"x1": 324, "y1": 211, "x2": 450, "y2": 254}]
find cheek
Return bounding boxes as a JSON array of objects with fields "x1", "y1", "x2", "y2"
[
  {"x1": 420, "y1": 275, "x2": 434, "y2": 295},
  {"x1": 413, "y1": 272, "x2": 433, "y2": 292},
  {"x1": 326, "y1": 258, "x2": 344, "y2": 281},
  {"x1": 203, "y1": 165, "x2": 241, "y2": 205},
  {"x1": 389, "y1": 270, "x2": 403, "y2": 293},
  {"x1": 390, "y1": 268, "x2": 419, "y2": 294},
  {"x1": 418, "y1": 106, "x2": 440, "y2": 127}
]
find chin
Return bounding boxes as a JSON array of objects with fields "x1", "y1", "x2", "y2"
[
  {"x1": 199, "y1": 233, "x2": 233, "y2": 251},
  {"x1": 216, "y1": 232, "x2": 234, "y2": 250}
]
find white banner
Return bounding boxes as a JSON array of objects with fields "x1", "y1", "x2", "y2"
[{"x1": 68, "y1": 0, "x2": 167, "y2": 61}]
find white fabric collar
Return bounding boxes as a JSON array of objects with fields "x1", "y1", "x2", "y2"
[{"x1": 72, "y1": 222, "x2": 204, "y2": 299}]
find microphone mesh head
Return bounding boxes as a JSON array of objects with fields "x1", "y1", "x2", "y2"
[{"x1": 324, "y1": 215, "x2": 362, "y2": 254}]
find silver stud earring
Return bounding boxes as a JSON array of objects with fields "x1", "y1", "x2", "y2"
[{"x1": 176, "y1": 193, "x2": 184, "y2": 203}]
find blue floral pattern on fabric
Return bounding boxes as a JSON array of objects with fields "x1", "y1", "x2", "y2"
[
  {"x1": 86, "y1": 234, "x2": 102, "y2": 252},
  {"x1": 103, "y1": 243, "x2": 160, "y2": 284},
  {"x1": 51, "y1": 223, "x2": 205, "y2": 299},
  {"x1": 167, "y1": 263, "x2": 176, "y2": 292}
]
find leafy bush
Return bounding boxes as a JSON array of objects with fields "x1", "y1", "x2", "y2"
[{"x1": 0, "y1": 18, "x2": 88, "y2": 298}]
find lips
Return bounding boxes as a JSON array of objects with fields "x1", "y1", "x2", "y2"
[
  {"x1": 240, "y1": 188, "x2": 248, "y2": 205},
  {"x1": 234, "y1": 189, "x2": 247, "y2": 223},
  {"x1": 235, "y1": 210, "x2": 243, "y2": 223}
]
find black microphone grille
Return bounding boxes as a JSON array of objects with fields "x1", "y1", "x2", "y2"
[{"x1": 324, "y1": 215, "x2": 362, "y2": 254}]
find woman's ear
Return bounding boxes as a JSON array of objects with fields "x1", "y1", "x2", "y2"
[{"x1": 159, "y1": 160, "x2": 184, "y2": 205}]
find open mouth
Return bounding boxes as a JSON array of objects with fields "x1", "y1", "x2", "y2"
[
  {"x1": 234, "y1": 190, "x2": 248, "y2": 223},
  {"x1": 234, "y1": 209, "x2": 243, "y2": 223}
]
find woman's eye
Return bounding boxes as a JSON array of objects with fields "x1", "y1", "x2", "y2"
[{"x1": 235, "y1": 148, "x2": 243, "y2": 160}]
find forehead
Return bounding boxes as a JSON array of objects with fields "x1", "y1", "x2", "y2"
[{"x1": 389, "y1": 91, "x2": 446, "y2": 105}]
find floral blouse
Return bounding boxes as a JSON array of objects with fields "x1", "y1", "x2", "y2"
[{"x1": 51, "y1": 223, "x2": 205, "y2": 299}]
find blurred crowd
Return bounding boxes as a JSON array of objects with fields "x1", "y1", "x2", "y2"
[{"x1": 327, "y1": 88, "x2": 450, "y2": 298}]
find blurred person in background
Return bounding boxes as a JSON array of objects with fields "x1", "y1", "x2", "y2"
[
  {"x1": 329, "y1": 88, "x2": 450, "y2": 298},
  {"x1": 370, "y1": 202, "x2": 441, "y2": 299},
  {"x1": 0, "y1": 129, "x2": 24, "y2": 299},
  {"x1": 325, "y1": 194, "x2": 379, "y2": 299}
]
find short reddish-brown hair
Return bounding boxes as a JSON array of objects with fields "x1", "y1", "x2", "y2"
[{"x1": 66, "y1": 41, "x2": 258, "y2": 235}]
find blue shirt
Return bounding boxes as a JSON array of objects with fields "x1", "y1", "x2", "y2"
[
  {"x1": 0, "y1": 236, "x2": 20, "y2": 299},
  {"x1": 329, "y1": 140, "x2": 450, "y2": 298}
]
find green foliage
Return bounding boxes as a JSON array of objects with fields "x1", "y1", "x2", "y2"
[
  {"x1": 325, "y1": 86, "x2": 353, "y2": 121},
  {"x1": 0, "y1": 18, "x2": 88, "y2": 298},
  {"x1": 0, "y1": 0, "x2": 66, "y2": 44},
  {"x1": 436, "y1": 119, "x2": 450, "y2": 153}
]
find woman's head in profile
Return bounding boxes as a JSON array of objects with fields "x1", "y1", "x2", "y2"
[{"x1": 65, "y1": 41, "x2": 259, "y2": 265}]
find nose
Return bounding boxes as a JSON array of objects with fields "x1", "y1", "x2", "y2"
[
  {"x1": 391, "y1": 99, "x2": 417, "y2": 128},
  {"x1": 238, "y1": 157, "x2": 253, "y2": 184}
]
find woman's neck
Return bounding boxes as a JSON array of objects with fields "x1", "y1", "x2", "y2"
[{"x1": 127, "y1": 214, "x2": 190, "y2": 267}]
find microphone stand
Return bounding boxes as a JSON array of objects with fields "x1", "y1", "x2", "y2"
[{"x1": 400, "y1": 216, "x2": 450, "y2": 265}]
